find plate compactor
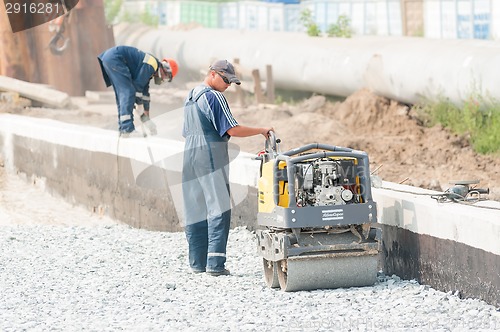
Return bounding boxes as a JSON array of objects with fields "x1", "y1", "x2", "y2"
[{"x1": 256, "y1": 132, "x2": 380, "y2": 291}]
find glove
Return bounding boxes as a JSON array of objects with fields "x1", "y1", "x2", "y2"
[
  {"x1": 134, "y1": 104, "x2": 145, "y2": 117},
  {"x1": 141, "y1": 114, "x2": 157, "y2": 136}
]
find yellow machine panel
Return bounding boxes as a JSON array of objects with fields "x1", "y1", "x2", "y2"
[{"x1": 258, "y1": 160, "x2": 289, "y2": 213}]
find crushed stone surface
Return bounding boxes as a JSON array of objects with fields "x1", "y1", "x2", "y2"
[{"x1": 0, "y1": 167, "x2": 499, "y2": 331}]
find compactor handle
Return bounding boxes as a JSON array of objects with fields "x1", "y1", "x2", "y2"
[
  {"x1": 265, "y1": 130, "x2": 279, "y2": 158},
  {"x1": 472, "y1": 188, "x2": 489, "y2": 195}
]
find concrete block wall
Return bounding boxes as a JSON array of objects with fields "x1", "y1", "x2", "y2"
[
  {"x1": 0, "y1": 114, "x2": 258, "y2": 232},
  {"x1": 373, "y1": 182, "x2": 500, "y2": 307},
  {"x1": 0, "y1": 113, "x2": 498, "y2": 307}
]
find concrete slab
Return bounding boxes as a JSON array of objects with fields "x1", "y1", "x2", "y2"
[
  {"x1": 0, "y1": 76, "x2": 72, "y2": 109},
  {"x1": 373, "y1": 181, "x2": 500, "y2": 256}
]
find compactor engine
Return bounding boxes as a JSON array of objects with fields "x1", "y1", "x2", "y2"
[{"x1": 256, "y1": 133, "x2": 380, "y2": 291}]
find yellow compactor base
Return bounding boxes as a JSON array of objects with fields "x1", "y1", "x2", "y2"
[{"x1": 264, "y1": 251, "x2": 378, "y2": 292}]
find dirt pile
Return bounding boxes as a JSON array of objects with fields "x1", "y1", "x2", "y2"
[{"x1": 231, "y1": 89, "x2": 500, "y2": 200}]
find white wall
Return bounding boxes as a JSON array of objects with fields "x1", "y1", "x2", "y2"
[{"x1": 491, "y1": 1, "x2": 500, "y2": 39}]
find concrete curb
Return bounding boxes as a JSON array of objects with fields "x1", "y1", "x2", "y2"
[{"x1": 373, "y1": 182, "x2": 500, "y2": 307}]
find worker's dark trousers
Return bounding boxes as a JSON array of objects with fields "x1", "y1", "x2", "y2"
[
  {"x1": 184, "y1": 210, "x2": 231, "y2": 273},
  {"x1": 99, "y1": 57, "x2": 136, "y2": 133},
  {"x1": 182, "y1": 138, "x2": 232, "y2": 273}
]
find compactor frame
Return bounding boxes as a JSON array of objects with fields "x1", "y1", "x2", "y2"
[{"x1": 256, "y1": 133, "x2": 380, "y2": 291}]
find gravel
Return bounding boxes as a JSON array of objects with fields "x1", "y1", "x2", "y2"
[{"x1": 0, "y1": 172, "x2": 499, "y2": 331}]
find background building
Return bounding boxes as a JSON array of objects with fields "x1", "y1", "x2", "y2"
[{"x1": 120, "y1": 0, "x2": 499, "y2": 40}]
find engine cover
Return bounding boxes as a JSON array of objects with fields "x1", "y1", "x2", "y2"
[{"x1": 296, "y1": 158, "x2": 358, "y2": 207}]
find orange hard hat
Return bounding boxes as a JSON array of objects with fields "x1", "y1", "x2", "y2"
[{"x1": 162, "y1": 58, "x2": 179, "y2": 79}]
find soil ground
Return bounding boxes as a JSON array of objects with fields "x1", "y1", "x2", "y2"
[{"x1": 2, "y1": 86, "x2": 499, "y2": 201}]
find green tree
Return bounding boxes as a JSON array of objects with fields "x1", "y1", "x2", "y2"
[
  {"x1": 139, "y1": 4, "x2": 159, "y2": 27},
  {"x1": 300, "y1": 9, "x2": 321, "y2": 37},
  {"x1": 104, "y1": 0, "x2": 158, "y2": 27},
  {"x1": 103, "y1": 0, "x2": 123, "y2": 25},
  {"x1": 327, "y1": 14, "x2": 352, "y2": 38}
]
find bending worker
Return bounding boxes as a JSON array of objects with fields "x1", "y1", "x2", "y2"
[
  {"x1": 182, "y1": 59, "x2": 274, "y2": 276},
  {"x1": 97, "y1": 45, "x2": 178, "y2": 137}
]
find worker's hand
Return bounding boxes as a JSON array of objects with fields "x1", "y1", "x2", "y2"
[
  {"x1": 262, "y1": 128, "x2": 274, "y2": 138},
  {"x1": 134, "y1": 104, "x2": 145, "y2": 117},
  {"x1": 141, "y1": 114, "x2": 157, "y2": 136}
]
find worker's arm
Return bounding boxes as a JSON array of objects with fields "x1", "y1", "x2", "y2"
[{"x1": 227, "y1": 125, "x2": 274, "y2": 138}]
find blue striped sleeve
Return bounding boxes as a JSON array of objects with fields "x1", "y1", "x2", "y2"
[{"x1": 206, "y1": 90, "x2": 238, "y2": 137}]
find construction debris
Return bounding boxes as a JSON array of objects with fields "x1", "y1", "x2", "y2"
[
  {"x1": 0, "y1": 76, "x2": 72, "y2": 109},
  {"x1": 0, "y1": 92, "x2": 31, "y2": 109}
]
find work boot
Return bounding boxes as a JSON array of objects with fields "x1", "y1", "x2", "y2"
[
  {"x1": 192, "y1": 269, "x2": 205, "y2": 274},
  {"x1": 206, "y1": 269, "x2": 230, "y2": 277},
  {"x1": 140, "y1": 114, "x2": 157, "y2": 136},
  {"x1": 119, "y1": 130, "x2": 145, "y2": 138}
]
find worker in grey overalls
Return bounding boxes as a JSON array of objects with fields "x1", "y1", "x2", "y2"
[{"x1": 182, "y1": 59, "x2": 274, "y2": 276}]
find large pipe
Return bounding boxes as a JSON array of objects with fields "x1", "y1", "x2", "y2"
[{"x1": 115, "y1": 24, "x2": 500, "y2": 105}]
